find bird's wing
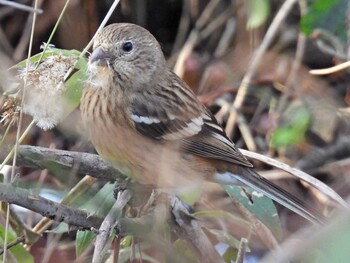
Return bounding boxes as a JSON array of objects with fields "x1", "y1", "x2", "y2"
[
  {"x1": 129, "y1": 74, "x2": 253, "y2": 167},
  {"x1": 130, "y1": 74, "x2": 326, "y2": 224}
]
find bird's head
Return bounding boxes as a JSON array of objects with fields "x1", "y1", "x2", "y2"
[{"x1": 88, "y1": 23, "x2": 167, "y2": 90}]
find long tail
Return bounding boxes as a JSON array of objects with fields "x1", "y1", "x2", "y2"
[{"x1": 214, "y1": 167, "x2": 326, "y2": 225}]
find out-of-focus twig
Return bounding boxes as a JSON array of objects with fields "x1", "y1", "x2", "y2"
[
  {"x1": 215, "y1": 98, "x2": 257, "y2": 152},
  {"x1": 296, "y1": 136, "x2": 350, "y2": 172},
  {"x1": 311, "y1": 29, "x2": 347, "y2": 60},
  {"x1": 170, "y1": 194, "x2": 224, "y2": 263},
  {"x1": 174, "y1": 0, "x2": 221, "y2": 77},
  {"x1": 92, "y1": 189, "x2": 132, "y2": 263},
  {"x1": 236, "y1": 238, "x2": 248, "y2": 263},
  {"x1": 171, "y1": 0, "x2": 191, "y2": 54},
  {"x1": 0, "y1": 0, "x2": 43, "y2": 14},
  {"x1": 277, "y1": 0, "x2": 307, "y2": 113},
  {"x1": 347, "y1": 0, "x2": 350, "y2": 59},
  {"x1": 13, "y1": 0, "x2": 44, "y2": 61},
  {"x1": 214, "y1": 17, "x2": 236, "y2": 58},
  {"x1": 309, "y1": 60, "x2": 350, "y2": 75},
  {"x1": 225, "y1": 0, "x2": 298, "y2": 137}
]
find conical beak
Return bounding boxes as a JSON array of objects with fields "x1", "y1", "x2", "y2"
[{"x1": 89, "y1": 47, "x2": 110, "y2": 65}]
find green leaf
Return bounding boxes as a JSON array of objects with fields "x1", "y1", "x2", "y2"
[
  {"x1": 73, "y1": 182, "x2": 116, "y2": 254},
  {"x1": 120, "y1": 235, "x2": 133, "y2": 248},
  {"x1": 222, "y1": 246, "x2": 238, "y2": 263},
  {"x1": 246, "y1": 0, "x2": 270, "y2": 29},
  {"x1": 0, "y1": 225, "x2": 34, "y2": 263},
  {"x1": 51, "y1": 182, "x2": 117, "y2": 234},
  {"x1": 12, "y1": 48, "x2": 82, "y2": 69},
  {"x1": 221, "y1": 185, "x2": 282, "y2": 239},
  {"x1": 64, "y1": 54, "x2": 87, "y2": 111},
  {"x1": 300, "y1": 0, "x2": 347, "y2": 40},
  {"x1": 79, "y1": 182, "x2": 116, "y2": 216},
  {"x1": 271, "y1": 102, "x2": 311, "y2": 148},
  {"x1": 76, "y1": 230, "x2": 95, "y2": 256},
  {"x1": 271, "y1": 126, "x2": 304, "y2": 147}
]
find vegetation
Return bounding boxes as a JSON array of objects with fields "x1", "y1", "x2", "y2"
[{"x1": 0, "y1": 0, "x2": 349, "y2": 262}]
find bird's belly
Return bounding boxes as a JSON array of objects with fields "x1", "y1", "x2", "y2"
[{"x1": 87, "y1": 120, "x2": 214, "y2": 190}]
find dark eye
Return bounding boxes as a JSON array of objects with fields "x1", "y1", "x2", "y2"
[{"x1": 122, "y1": 41, "x2": 133, "y2": 52}]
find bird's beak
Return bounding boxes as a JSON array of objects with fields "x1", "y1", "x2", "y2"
[{"x1": 89, "y1": 47, "x2": 110, "y2": 66}]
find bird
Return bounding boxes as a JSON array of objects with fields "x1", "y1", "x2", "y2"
[{"x1": 80, "y1": 23, "x2": 325, "y2": 224}]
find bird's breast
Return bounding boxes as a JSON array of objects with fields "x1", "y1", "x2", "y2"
[{"x1": 81, "y1": 87, "x2": 216, "y2": 189}]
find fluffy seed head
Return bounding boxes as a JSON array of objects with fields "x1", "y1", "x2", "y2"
[{"x1": 18, "y1": 54, "x2": 77, "y2": 130}]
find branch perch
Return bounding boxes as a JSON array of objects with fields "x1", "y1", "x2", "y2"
[{"x1": 0, "y1": 183, "x2": 103, "y2": 230}]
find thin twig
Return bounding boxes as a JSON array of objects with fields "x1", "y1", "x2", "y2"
[
  {"x1": 236, "y1": 238, "x2": 248, "y2": 263},
  {"x1": 277, "y1": 0, "x2": 307, "y2": 113},
  {"x1": 0, "y1": 236, "x2": 25, "y2": 256},
  {"x1": 296, "y1": 136, "x2": 350, "y2": 172},
  {"x1": 0, "y1": 0, "x2": 43, "y2": 14},
  {"x1": 173, "y1": 0, "x2": 221, "y2": 77},
  {"x1": 214, "y1": 17, "x2": 236, "y2": 58},
  {"x1": 4, "y1": 0, "x2": 40, "y2": 259},
  {"x1": 80, "y1": 0, "x2": 121, "y2": 58},
  {"x1": 309, "y1": 60, "x2": 350, "y2": 75},
  {"x1": 225, "y1": 0, "x2": 298, "y2": 137},
  {"x1": 92, "y1": 189, "x2": 132, "y2": 263},
  {"x1": 171, "y1": 0, "x2": 191, "y2": 54},
  {"x1": 239, "y1": 148, "x2": 348, "y2": 208},
  {"x1": 170, "y1": 195, "x2": 224, "y2": 263},
  {"x1": 62, "y1": 0, "x2": 121, "y2": 84},
  {"x1": 36, "y1": 0, "x2": 72, "y2": 67},
  {"x1": 13, "y1": 0, "x2": 44, "y2": 61},
  {"x1": 347, "y1": 0, "x2": 350, "y2": 59}
]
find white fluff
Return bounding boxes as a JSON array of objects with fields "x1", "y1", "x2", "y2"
[{"x1": 18, "y1": 55, "x2": 77, "y2": 130}]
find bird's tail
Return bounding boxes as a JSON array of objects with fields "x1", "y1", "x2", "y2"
[{"x1": 214, "y1": 167, "x2": 326, "y2": 225}]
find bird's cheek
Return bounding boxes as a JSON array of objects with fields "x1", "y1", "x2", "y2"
[{"x1": 86, "y1": 63, "x2": 114, "y2": 89}]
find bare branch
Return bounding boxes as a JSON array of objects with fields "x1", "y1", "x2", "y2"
[
  {"x1": 0, "y1": 183, "x2": 103, "y2": 230},
  {"x1": 1, "y1": 145, "x2": 124, "y2": 181}
]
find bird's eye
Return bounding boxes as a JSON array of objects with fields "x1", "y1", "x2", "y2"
[{"x1": 122, "y1": 41, "x2": 133, "y2": 52}]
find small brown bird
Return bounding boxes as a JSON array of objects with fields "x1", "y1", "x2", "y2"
[{"x1": 81, "y1": 23, "x2": 324, "y2": 224}]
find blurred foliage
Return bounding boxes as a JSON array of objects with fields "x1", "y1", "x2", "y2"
[
  {"x1": 0, "y1": 0, "x2": 349, "y2": 261},
  {"x1": 301, "y1": 0, "x2": 347, "y2": 41},
  {"x1": 296, "y1": 216, "x2": 350, "y2": 263},
  {"x1": 245, "y1": 0, "x2": 271, "y2": 29},
  {"x1": 271, "y1": 102, "x2": 311, "y2": 148},
  {"x1": 0, "y1": 224, "x2": 34, "y2": 263}
]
